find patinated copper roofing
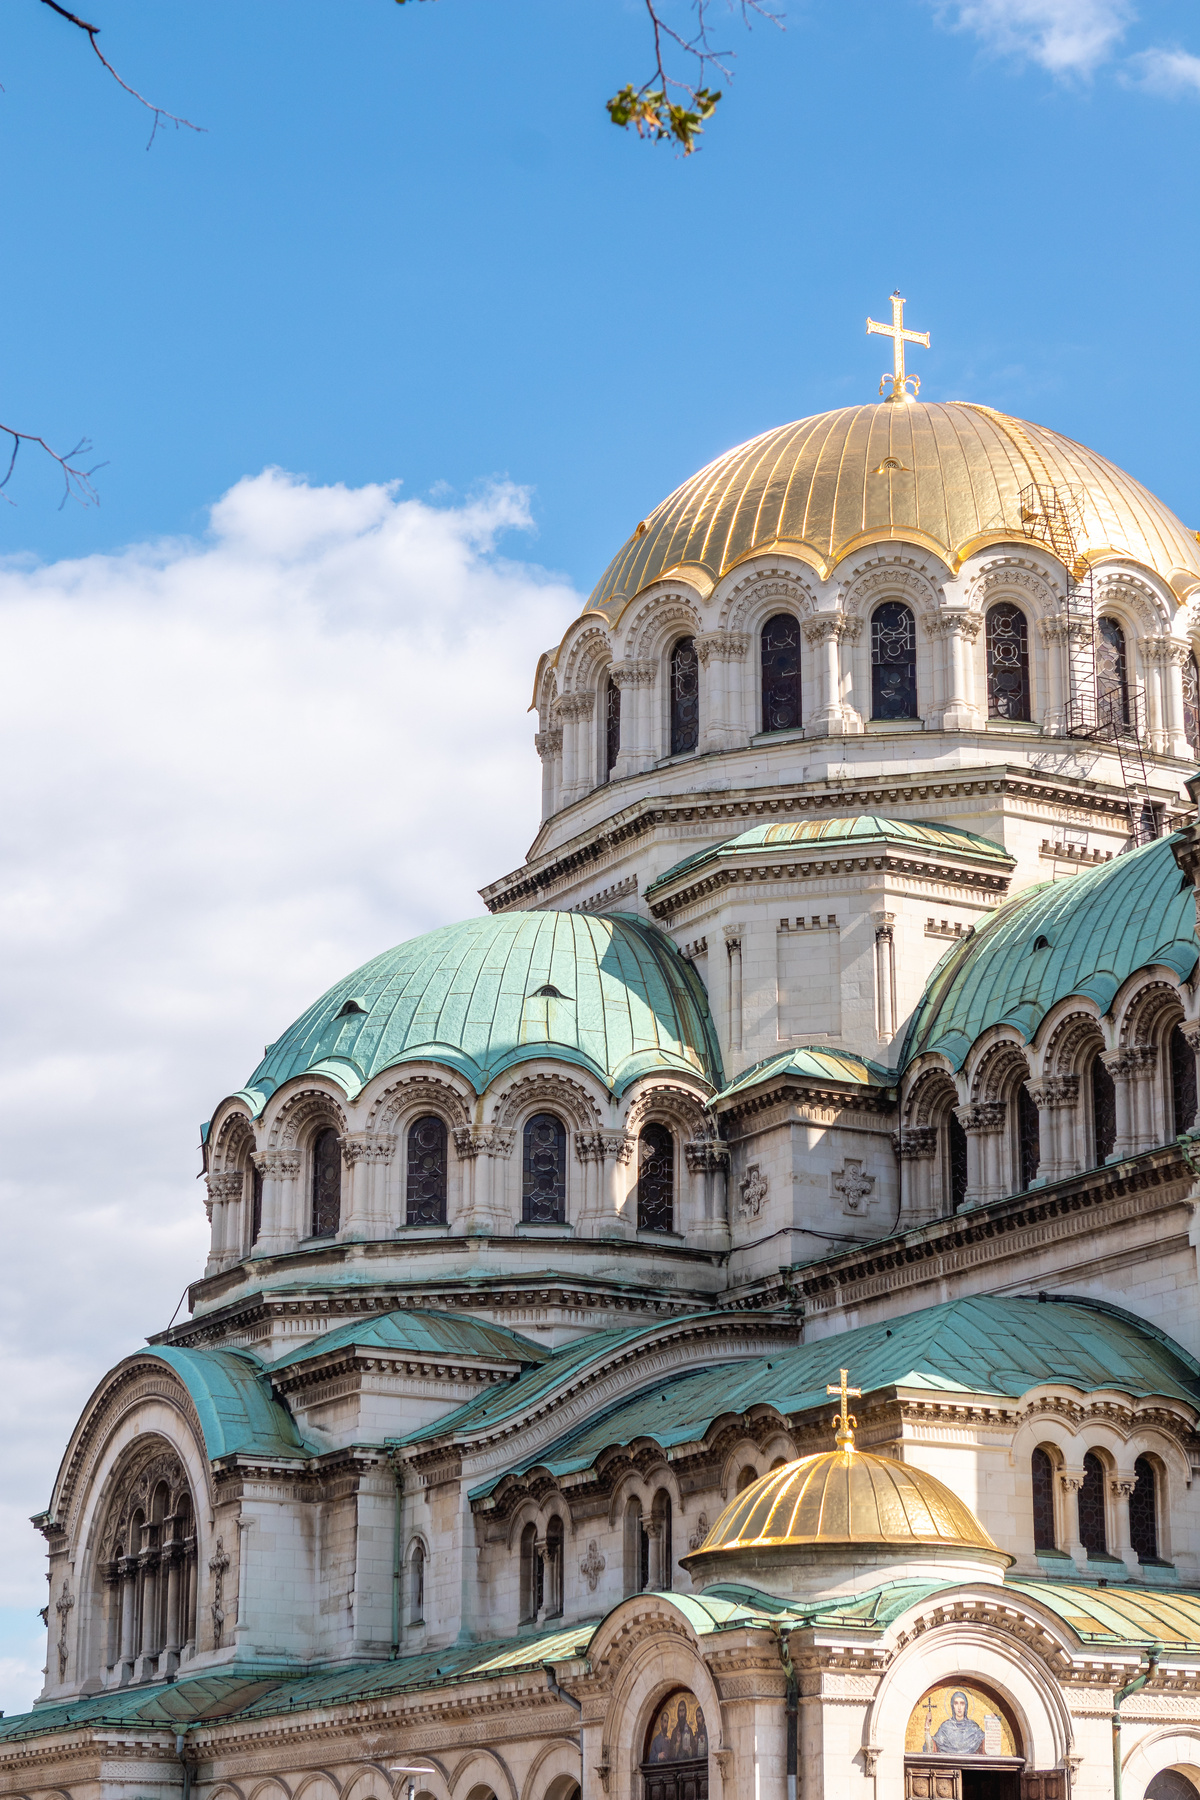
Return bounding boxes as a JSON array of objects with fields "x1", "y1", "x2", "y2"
[{"x1": 585, "y1": 401, "x2": 1200, "y2": 616}]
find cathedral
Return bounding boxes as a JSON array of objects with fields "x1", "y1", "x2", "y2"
[{"x1": 12, "y1": 302, "x2": 1200, "y2": 1800}]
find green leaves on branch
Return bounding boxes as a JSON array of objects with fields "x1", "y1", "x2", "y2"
[{"x1": 605, "y1": 84, "x2": 721, "y2": 153}]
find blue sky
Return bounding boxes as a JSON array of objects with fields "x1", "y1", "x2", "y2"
[
  {"x1": 4, "y1": 0, "x2": 1200, "y2": 587},
  {"x1": 1, "y1": 0, "x2": 1200, "y2": 1716}
]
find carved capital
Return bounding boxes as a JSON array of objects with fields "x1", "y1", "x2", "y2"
[
  {"x1": 609, "y1": 659, "x2": 655, "y2": 688},
  {"x1": 802, "y1": 614, "x2": 845, "y2": 646},
  {"x1": 254, "y1": 1149, "x2": 301, "y2": 1177},
  {"x1": 206, "y1": 1171, "x2": 244, "y2": 1203},
  {"x1": 893, "y1": 1126, "x2": 937, "y2": 1159},
  {"x1": 954, "y1": 1101, "x2": 1006, "y2": 1135},
  {"x1": 452, "y1": 1125, "x2": 515, "y2": 1160},
  {"x1": 685, "y1": 1137, "x2": 729, "y2": 1173},
  {"x1": 695, "y1": 632, "x2": 750, "y2": 664},
  {"x1": 341, "y1": 1133, "x2": 395, "y2": 1164},
  {"x1": 553, "y1": 691, "x2": 595, "y2": 721},
  {"x1": 575, "y1": 1130, "x2": 633, "y2": 1164},
  {"x1": 534, "y1": 726, "x2": 563, "y2": 759},
  {"x1": 927, "y1": 610, "x2": 983, "y2": 641}
]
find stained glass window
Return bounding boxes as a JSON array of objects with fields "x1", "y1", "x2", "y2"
[
  {"x1": 606, "y1": 675, "x2": 621, "y2": 776},
  {"x1": 1017, "y1": 1084, "x2": 1040, "y2": 1190},
  {"x1": 311, "y1": 1128, "x2": 341, "y2": 1237},
  {"x1": 948, "y1": 1111, "x2": 968, "y2": 1212},
  {"x1": 1097, "y1": 616, "x2": 1130, "y2": 727},
  {"x1": 250, "y1": 1163, "x2": 263, "y2": 1246},
  {"x1": 1184, "y1": 653, "x2": 1200, "y2": 756},
  {"x1": 1130, "y1": 1457, "x2": 1159, "y2": 1563},
  {"x1": 406, "y1": 1114, "x2": 447, "y2": 1226},
  {"x1": 1171, "y1": 1025, "x2": 1197, "y2": 1135},
  {"x1": 409, "y1": 1542, "x2": 425, "y2": 1623},
  {"x1": 760, "y1": 613, "x2": 803, "y2": 734},
  {"x1": 522, "y1": 1113, "x2": 566, "y2": 1223},
  {"x1": 870, "y1": 601, "x2": 918, "y2": 720},
  {"x1": 986, "y1": 603, "x2": 1031, "y2": 721},
  {"x1": 1031, "y1": 1447, "x2": 1056, "y2": 1551},
  {"x1": 1078, "y1": 1451, "x2": 1108, "y2": 1555},
  {"x1": 670, "y1": 637, "x2": 699, "y2": 755},
  {"x1": 637, "y1": 1123, "x2": 674, "y2": 1233},
  {"x1": 1091, "y1": 1053, "x2": 1116, "y2": 1164}
]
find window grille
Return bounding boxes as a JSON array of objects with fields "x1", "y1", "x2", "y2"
[
  {"x1": 522, "y1": 1113, "x2": 566, "y2": 1223},
  {"x1": 1017, "y1": 1084, "x2": 1040, "y2": 1190},
  {"x1": 1031, "y1": 1447, "x2": 1056, "y2": 1551},
  {"x1": 637, "y1": 1123, "x2": 674, "y2": 1233},
  {"x1": 669, "y1": 637, "x2": 699, "y2": 754},
  {"x1": 406, "y1": 1115, "x2": 448, "y2": 1225},
  {"x1": 250, "y1": 1163, "x2": 263, "y2": 1245},
  {"x1": 1129, "y1": 1457, "x2": 1159, "y2": 1563},
  {"x1": 606, "y1": 675, "x2": 621, "y2": 775},
  {"x1": 760, "y1": 613, "x2": 803, "y2": 733},
  {"x1": 870, "y1": 601, "x2": 918, "y2": 719},
  {"x1": 1171, "y1": 1025, "x2": 1197, "y2": 1135},
  {"x1": 1185, "y1": 653, "x2": 1200, "y2": 756},
  {"x1": 1078, "y1": 1451, "x2": 1107, "y2": 1555},
  {"x1": 948, "y1": 1111, "x2": 968, "y2": 1211},
  {"x1": 986, "y1": 602, "x2": 1031, "y2": 720},
  {"x1": 1091, "y1": 1054, "x2": 1116, "y2": 1164},
  {"x1": 311, "y1": 1128, "x2": 341, "y2": 1237},
  {"x1": 1097, "y1": 617, "x2": 1130, "y2": 726}
]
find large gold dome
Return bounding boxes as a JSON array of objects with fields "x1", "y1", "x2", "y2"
[
  {"x1": 585, "y1": 401, "x2": 1200, "y2": 615},
  {"x1": 693, "y1": 1446, "x2": 999, "y2": 1556}
]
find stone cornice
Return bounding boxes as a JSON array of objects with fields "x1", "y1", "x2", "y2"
[{"x1": 646, "y1": 848, "x2": 1011, "y2": 920}]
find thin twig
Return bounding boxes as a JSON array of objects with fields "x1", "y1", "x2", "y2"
[
  {"x1": 37, "y1": 0, "x2": 204, "y2": 148},
  {"x1": 0, "y1": 424, "x2": 104, "y2": 509}
]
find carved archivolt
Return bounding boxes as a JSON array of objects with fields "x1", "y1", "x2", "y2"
[
  {"x1": 964, "y1": 555, "x2": 1063, "y2": 617},
  {"x1": 623, "y1": 593, "x2": 704, "y2": 663},
  {"x1": 967, "y1": 1037, "x2": 1031, "y2": 1104},
  {"x1": 97, "y1": 1439, "x2": 193, "y2": 1563},
  {"x1": 366, "y1": 1073, "x2": 473, "y2": 1135},
  {"x1": 839, "y1": 557, "x2": 944, "y2": 620},
  {"x1": 558, "y1": 622, "x2": 613, "y2": 691},
  {"x1": 1040, "y1": 1010, "x2": 1105, "y2": 1079},
  {"x1": 623, "y1": 1081, "x2": 712, "y2": 1139},
  {"x1": 211, "y1": 1109, "x2": 256, "y2": 1170},
  {"x1": 490, "y1": 1072, "x2": 604, "y2": 1133},
  {"x1": 717, "y1": 568, "x2": 818, "y2": 634},
  {"x1": 1093, "y1": 569, "x2": 1172, "y2": 635},
  {"x1": 1117, "y1": 977, "x2": 1184, "y2": 1049},
  {"x1": 267, "y1": 1089, "x2": 348, "y2": 1151},
  {"x1": 51, "y1": 1362, "x2": 214, "y2": 1537},
  {"x1": 901, "y1": 1066, "x2": 959, "y2": 1129}
]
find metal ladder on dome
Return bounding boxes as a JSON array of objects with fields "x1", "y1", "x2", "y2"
[{"x1": 1018, "y1": 480, "x2": 1158, "y2": 849}]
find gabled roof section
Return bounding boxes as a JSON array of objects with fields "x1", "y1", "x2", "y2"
[
  {"x1": 232, "y1": 910, "x2": 722, "y2": 1112},
  {"x1": 902, "y1": 833, "x2": 1198, "y2": 1070},
  {"x1": 267, "y1": 1307, "x2": 549, "y2": 1372},
  {"x1": 716, "y1": 1046, "x2": 895, "y2": 1104}
]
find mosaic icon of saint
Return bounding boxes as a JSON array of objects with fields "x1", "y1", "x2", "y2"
[{"x1": 934, "y1": 1691, "x2": 985, "y2": 1756}]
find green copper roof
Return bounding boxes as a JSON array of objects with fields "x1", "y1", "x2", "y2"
[
  {"x1": 648, "y1": 815, "x2": 1013, "y2": 897},
  {"x1": 234, "y1": 911, "x2": 722, "y2": 1110},
  {"x1": 133, "y1": 1347, "x2": 314, "y2": 1461},
  {"x1": 268, "y1": 1307, "x2": 550, "y2": 1372},
  {"x1": 717, "y1": 1046, "x2": 895, "y2": 1102},
  {"x1": 902, "y1": 833, "x2": 1198, "y2": 1070}
]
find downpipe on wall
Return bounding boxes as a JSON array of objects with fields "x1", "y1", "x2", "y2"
[
  {"x1": 542, "y1": 1665, "x2": 583, "y2": 1798},
  {"x1": 389, "y1": 1452, "x2": 403, "y2": 1659},
  {"x1": 773, "y1": 1624, "x2": 799, "y2": 1800},
  {"x1": 1112, "y1": 1646, "x2": 1160, "y2": 1800},
  {"x1": 174, "y1": 1732, "x2": 194, "y2": 1800}
]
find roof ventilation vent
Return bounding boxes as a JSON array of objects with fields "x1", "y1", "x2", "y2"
[
  {"x1": 532, "y1": 984, "x2": 569, "y2": 999},
  {"x1": 335, "y1": 998, "x2": 368, "y2": 1018},
  {"x1": 1032, "y1": 935, "x2": 1051, "y2": 951}
]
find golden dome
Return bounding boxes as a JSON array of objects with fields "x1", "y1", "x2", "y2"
[
  {"x1": 694, "y1": 1447, "x2": 999, "y2": 1556},
  {"x1": 586, "y1": 401, "x2": 1200, "y2": 615}
]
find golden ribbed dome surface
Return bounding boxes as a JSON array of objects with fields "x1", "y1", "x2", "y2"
[
  {"x1": 698, "y1": 1447, "x2": 998, "y2": 1553},
  {"x1": 586, "y1": 401, "x2": 1200, "y2": 615}
]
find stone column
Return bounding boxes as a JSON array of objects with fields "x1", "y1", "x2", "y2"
[
  {"x1": 1145, "y1": 637, "x2": 1170, "y2": 755},
  {"x1": 1166, "y1": 641, "x2": 1194, "y2": 760},
  {"x1": 695, "y1": 632, "x2": 749, "y2": 750},
  {"x1": 645, "y1": 1519, "x2": 663, "y2": 1591},
  {"x1": 1060, "y1": 1472, "x2": 1086, "y2": 1570},
  {"x1": 205, "y1": 1171, "x2": 244, "y2": 1271},
  {"x1": 338, "y1": 1134, "x2": 394, "y2": 1239},
  {"x1": 893, "y1": 1127, "x2": 937, "y2": 1221},
  {"x1": 453, "y1": 1126, "x2": 515, "y2": 1234},
  {"x1": 954, "y1": 1102, "x2": 1005, "y2": 1208},
  {"x1": 251, "y1": 1149, "x2": 301, "y2": 1255},
  {"x1": 1111, "y1": 1476, "x2": 1139, "y2": 1574},
  {"x1": 1026, "y1": 1076, "x2": 1079, "y2": 1182},
  {"x1": 1066, "y1": 616, "x2": 1096, "y2": 730},
  {"x1": 1038, "y1": 616, "x2": 1067, "y2": 727},
  {"x1": 929, "y1": 611, "x2": 982, "y2": 729},
  {"x1": 1100, "y1": 1049, "x2": 1139, "y2": 1159},
  {"x1": 724, "y1": 926, "x2": 744, "y2": 1059},
  {"x1": 554, "y1": 691, "x2": 595, "y2": 805},
  {"x1": 118, "y1": 1555, "x2": 137, "y2": 1675},
  {"x1": 1183, "y1": 1025, "x2": 1200, "y2": 1124},
  {"x1": 873, "y1": 912, "x2": 897, "y2": 1042},
  {"x1": 685, "y1": 1138, "x2": 730, "y2": 1252},
  {"x1": 804, "y1": 616, "x2": 853, "y2": 736},
  {"x1": 610, "y1": 661, "x2": 654, "y2": 777},
  {"x1": 534, "y1": 722, "x2": 562, "y2": 821}
]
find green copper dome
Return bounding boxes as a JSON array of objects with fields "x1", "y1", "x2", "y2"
[
  {"x1": 236, "y1": 911, "x2": 722, "y2": 1110},
  {"x1": 902, "y1": 833, "x2": 1198, "y2": 1071}
]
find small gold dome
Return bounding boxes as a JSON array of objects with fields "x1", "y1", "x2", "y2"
[
  {"x1": 695, "y1": 1448, "x2": 999, "y2": 1556},
  {"x1": 585, "y1": 400, "x2": 1200, "y2": 614}
]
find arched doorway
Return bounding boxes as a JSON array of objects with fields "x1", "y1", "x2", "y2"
[
  {"x1": 642, "y1": 1688, "x2": 709, "y2": 1799},
  {"x1": 905, "y1": 1681, "x2": 1028, "y2": 1800}
]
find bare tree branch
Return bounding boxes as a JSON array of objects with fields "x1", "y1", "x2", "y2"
[
  {"x1": 606, "y1": 0, "x2": 781, "y2": 152},
  {"x1": 0, "y1": 424, "x2": 104, "y2": 509},
  {"x1": 37, "y1": 0, "x2": 204, "y2": 148}
]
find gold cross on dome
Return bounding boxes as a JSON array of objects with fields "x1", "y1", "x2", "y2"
[
  {"x1": 866, "y1": 291, "x2": 930, "y2": 402},
  {"x1": 826, "y1": 1367, "x2": 863, "y2": 1450}
]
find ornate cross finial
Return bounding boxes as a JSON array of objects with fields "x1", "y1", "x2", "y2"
[
  {"x1": 826, "y1": 1367, "x2": 863, "y2": 1451},
  {"x1": 866, "y1": 291, "x2": 930, "y2": 402}
]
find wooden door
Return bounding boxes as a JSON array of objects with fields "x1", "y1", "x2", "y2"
[
  {"x1": 906, "y1": 1765, "x2": 961, "y2": 1800},
  {"x1": 1021, "y1": 1774, "x2": 1066, "y2": 1800}
]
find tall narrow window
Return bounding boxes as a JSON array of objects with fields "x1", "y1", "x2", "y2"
[
  {"x1": 522, "y1": 1113, "x2": 566, "y2": 1223},
  {"x1": 409, "y1": 1542, "x2": 425, "y2": 1624},
  {"x1": 1130, "y1": 1457, "x2": 1160, "y2": 1563},
  {"x1": 1171, "y1": 1025, "x2": 1197, "y2": 1135},
  {"x1": 250, "y1": 1162, "x2": 263, "y2": 1245},
  {"x1": 311, "y1": 1128, "x2": 341, "y2": 1237},
  {"x1": 1031, "y1": 1448, "x2": 1056, "y2": 1551},
  {"x1": 406, "y1": 1114, "x2": 448, "y2": 1225},
  {"x1": 669, "y1": 637, "x2": 699, "y2": 755},
  {"x1": 870, "y1": 601, "x2": 918, "y2": 719},
  {"x1": 1091, "y1": 1053, "x2": 1116, "y2": 1164},
  {"x1": 1017, "y1": 1084, "x2": 1040, "y2": 1190},
  {"x1": 948, "y1": 1111, "x2": 968, "y2": 1212},
  {"x1": 1184, "y1": 652, "x2": 1200, "y2": 757},
  {"x1": 760, "y1": 613, "x2": 803, "y2": 733},
  {"x1": 986, "y1": 602, "x2": 1031, "y2": 721},
  {"x1": 544, "y1": 1516, "x2": 564, "y2": 1618},
  {"x1": 605, "y1": 674, "x2": 621, "y2": 776},
  {"x1": 519, "y1": 1523, "x2": 540, "y2": 1623},
  {"x1": 1097, "y1": 617, "x2": 1130, "y2": 727},
  {"x1": 652, "y1": 1489, "x2": 674, "y2": 1591},
  {"x1": 624, "y1": 1498, "x2": 647, "y2": 1596},
  {"x1": 1078, "y1": 1451, "x2": 1108, "y2": 1556},
  {"x1": 637, "y1": 1123, "x2": 674, "y2": 1233}
]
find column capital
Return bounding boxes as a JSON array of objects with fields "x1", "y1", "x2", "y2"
[
  {"x1": 694, "y1": 632, "x2": 749, "y2": 664},
  {"x1": 955, "y1": 1101, "x2": 1006, "y2": 1135},
  {"x1": 453, "y1": 1125, "x2": 516, "y2": 1160},
  {"x1": 609, "y1": 659, "x2": 655, "y2": 687}
]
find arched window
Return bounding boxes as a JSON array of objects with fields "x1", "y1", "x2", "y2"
[
  {"x1": 735, "y1": 1464, "x2": 758, "y2": 1493},
  {"x1": 637, "y1": 1123, "x2": 674, "y2": 1233},
  {"x1": 98, "y1": 1454, "x2": 198, "y2": 1682},
  {"x1": 1078, "y1": 1451, "x2": 1107, "y2": 1556},
  {"x1": 406, "y1": 1115, "x2": 448, "y2": 1226},
  {"x1": 1171, "y1": 1025, "x2": 1197, "y2": 1135},
  {"x1": 669, "y1": 637, "x2": 699, "y2": 755},
  {"x1": 642, "y1": 1689, "x2": 709, "y2": 1791},
  {"x1": 1097, "y1": 616, "x2": 1130, "y2": 727},
  {"x1": 948, "y1": 1111, "x2": 968, "y2": 1212},
  {"x1": 1017, "y1": 1084, "x2": 1040, "y2": 1190},
  {"x1": 544, "y1": 1515, "x2": 564, "y2": 1618},
  {"x1": 522, "y1": 1113, "x2": 566, "y2": 1223},
  {"x1": 311, "y1": 1128, "x2": 341, "y2": 1237},
  {"x1": 409, "y1": 1541, "x2": 425, "y2": 1625},
  {"x1": 870, "y1": 601, "x2": 918, "y2": 719},
  {"x1": 250, "y1": 1161, "x2": 263, "y2": 1246},
  {"x1": 652, "y1": 1489, "x2": 673, "y2": 1592},
  {"x1": 986, "y1": 602, "x2": 1031, "y2": 721},
  {"x1": 518, "y1": 1522, "x2": 541, "y2": 1623},
  {"x1": 605, "y1": 674, "x2": 621, "y2": 776},
  {"x1": 1031, "y1": 1447, "x2": 1056, "y2": 1551},
  {"x1": 760, "y1": 613, "x2": 803, "y2": 733},
  {"x1": 1184, "y1": 652, "x2": 1200, "y2": 757},
  {"x1": 1130, "y1": 1457, "x2": 1160, "y2": 1564},
  {"x1": 624, "y1": 1497, "x2": 647, "y2": 1596},
  {"x1": 1092, "y1": 1052, "x2": 1117, "y2": 1164}
]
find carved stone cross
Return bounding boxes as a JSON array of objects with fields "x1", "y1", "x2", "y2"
[
  {"x1": 832, "y1": 1158, "x2": 875, "y2": 1214},
  {"x1": 580, "y1": 1540, "x2": 606, "y2": 1593}
]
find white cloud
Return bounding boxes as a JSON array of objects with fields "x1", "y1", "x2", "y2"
[
  {"x1": 0, "y1": 471, "x2": 579, "y2": 1716},
  {"x1": 937, "y1": 0, "x2": 1134, "y2": 75},
  {"x1": 1126, "y1": 43, "x2": 1200, "y2": 92}
]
